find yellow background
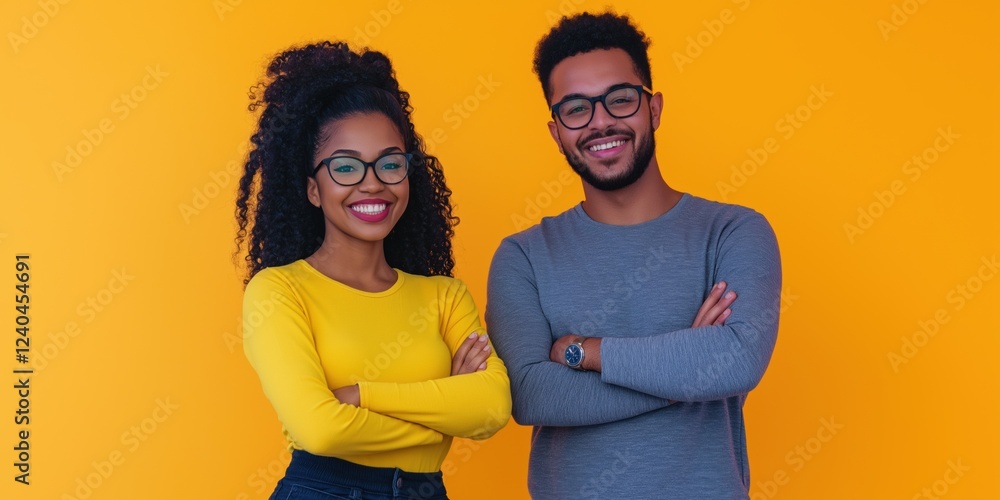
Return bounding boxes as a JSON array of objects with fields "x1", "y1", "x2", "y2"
[{"x1": 2, "y1": 0, "x2": 997, "y2": 498}]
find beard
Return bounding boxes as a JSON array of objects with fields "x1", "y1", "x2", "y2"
[{"x1": 563, "y1": 124, "x2": 656, "y2": 192}]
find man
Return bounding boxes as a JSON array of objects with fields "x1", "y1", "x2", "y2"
[{"x1": 486, "y1": 12, "x2": 782, "y2": 499}]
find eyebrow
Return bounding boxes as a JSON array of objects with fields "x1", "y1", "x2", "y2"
[
  {"x1": 327, "y1": 146, "x2": 404, "y2": 157},
  {"x1": 557, "y1": 82, "x2": 636, "y2": 102}
]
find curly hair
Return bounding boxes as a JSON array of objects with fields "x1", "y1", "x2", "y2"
[
  {"x1": 235, "y1": 41, "x2": 457, "y2": 286},
  {"x1": 533, "y1": 11, "x2": 653, "y2": 102}
]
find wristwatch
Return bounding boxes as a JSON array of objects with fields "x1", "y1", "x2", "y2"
[{"x1": 564, "y1": 337, "x2": 587, "y2": 370}]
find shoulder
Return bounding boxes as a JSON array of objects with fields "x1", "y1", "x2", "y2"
[
  {"x1": 244, "y1": 260, "x2": 311, "y2": 298},
  {"x1": 683, "y1": 194, "x2": 765, "y2": 222},
  {"x1": 495, "y1": 205, "x2": 581, "y2": 257},
  {"x1": 681, "y1": 196, "x2": 780, "y2": 267},
  {"x1": 682, "y1": 194, "x2": 775, "y2": 236}
]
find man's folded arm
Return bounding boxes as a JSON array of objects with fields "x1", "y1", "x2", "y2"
[
  {"x1": 486, "y1": 238, "x2": 671, "y2": 427},
  {"x1": 600, "y1": 212, "x2": 782, "y2": 401}
]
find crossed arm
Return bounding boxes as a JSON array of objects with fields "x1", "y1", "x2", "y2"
[
  {"x1": 486, "y1": 213, "x2": 781, "y2": 427},
  {"x1": 547, "y1": 281, "x2": 739, "y2": 372},
  {"x1": 243, "y1": 275, "x2": 511, "y2": 458},
  {"x1": 345, "y1": 284, "x2": 511, "y2": 440}
]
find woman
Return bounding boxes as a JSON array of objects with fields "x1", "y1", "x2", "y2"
[{"x1": 235, "y1": 41, "x2": 511, "y2": 500}]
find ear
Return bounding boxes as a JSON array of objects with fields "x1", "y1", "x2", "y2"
[
  {"x1": 649, "y1": 92, "x2": 664, "y2": 131},
  {"x1": 547, "y1": 120, "x2": 565, "y2": 155},
  {"x1": 306, "y1": 176, "x2": 322, "y2": 208}
]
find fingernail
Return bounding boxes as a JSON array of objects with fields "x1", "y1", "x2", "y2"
[
  {"x1": 482, "y1": 344, "x2": 491, "y2": 352},
  {"x1": 725, "y1": 292, "x2": 735, "y2": 299},
  {"x1": 714, "y1": 282, "x2": 723, "y2": 289},
  {"x1": 468, "y1": 332, "x2": 477, "y2": 339},
  {"x1": 478, "y1": 362, "x2": 487, "y2": 370},
  {"x1": 478, "y1": 334, "x2": 488, "y2": 342}
]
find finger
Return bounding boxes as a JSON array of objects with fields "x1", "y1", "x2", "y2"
[
  {"x1": 693, "y1": 282, "x2": 726, "y2": 327},
  {"x1": 464, "y1": 342, "x2": 491, "y2": 374},
  {"x1": 712, "y1": 308, "x2": 732, "y2": 326},
  {"x1": 702, "y1": 291, "x2": 737, "y2": 326},
  {"x1": 457, "y1": 333, "x2": 488, "y2": 374},
  {"x1": 452, "y1": 332, "x2": 479, "y2": 374},
  {"x1": 462, "y1": 334, "x2": 491, "y2": 373}
]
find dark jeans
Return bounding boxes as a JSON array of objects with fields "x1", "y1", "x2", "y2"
[{"x1": 269, "y1": 450, "x2": 448, "y2": 500}]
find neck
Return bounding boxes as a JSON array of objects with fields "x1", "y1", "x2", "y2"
[
  {"x1": 306, "y1": 231, "x2": 396, "y2": 291},
  {"x1": 580, "y1": 158, "x2": 683, "y2": 225}
]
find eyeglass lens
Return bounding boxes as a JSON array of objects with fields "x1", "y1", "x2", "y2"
[
  {"x1": 556, "y1": 87, "x2": 642, "y2": 129},
  {"x1": 327, "y1": 153, "x2": 409, "y2": 185}
]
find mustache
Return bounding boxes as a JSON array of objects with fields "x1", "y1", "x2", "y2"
[{"x1": 577, "y1": 128, "x2": 635, "y2": 148}]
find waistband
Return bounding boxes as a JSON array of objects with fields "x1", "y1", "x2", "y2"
[{"x1": 284, "y1": 450, "x2": 446, "y2": 497}]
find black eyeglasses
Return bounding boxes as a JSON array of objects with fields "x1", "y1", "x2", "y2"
[
  {"x1": 313, "y1": 152, "x2": 413, "y2": 186},
  {"x1": 550, "y1": 84, "x2": 654, "y2": 130}
]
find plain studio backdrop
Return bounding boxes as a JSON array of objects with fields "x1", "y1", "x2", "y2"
[{"x1": 1, "y1": 1, "x2": 997, "y2": 499}]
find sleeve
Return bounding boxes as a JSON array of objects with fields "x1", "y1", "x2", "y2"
[
  {"x1": 485, "y1": 237, "x2": 672, "y2": 427},
  {"x1": 600, "y1": 212, "x2": 782, "y2": 401},
  {"x1": 242, "y1": 270, "x2": 445, "y2": 456},
  {"x1": 357, "y1": 280, "x2": 511, "y2": 440}
]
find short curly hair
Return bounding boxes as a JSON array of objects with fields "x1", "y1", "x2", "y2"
[
  {"x1": 235, "y1": 41, "x2": 457, "y2": 285},
  {"x1": 533, "y1": 11, "x2": 653, "y2": 102}
]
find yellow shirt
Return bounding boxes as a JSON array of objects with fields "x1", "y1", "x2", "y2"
[{"x1": 243, "y1": 260, "x2": 511, "y2": 473}]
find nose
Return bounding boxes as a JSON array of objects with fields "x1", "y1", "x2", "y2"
[
  {"x1": 588, "y1": 100, "x2": 618, "y2": 129},
  {"x1": 357, "y1": 164, "x2": 386, "y2": 193}
]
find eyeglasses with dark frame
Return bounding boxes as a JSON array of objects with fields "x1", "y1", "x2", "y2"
[
  {"x1": 312, "y1": 152, "x2": 413, "y2": 187},
  {"x1": 550, "y1": 84, "x2": 654, "y2": 130}
]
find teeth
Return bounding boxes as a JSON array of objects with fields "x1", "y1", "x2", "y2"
[
  {"x1": 589, "y1": 139, "x2": 625, "y2": 152},
  {"x1": 350, "y1": 203, "x2": 387, "y2": 215}
]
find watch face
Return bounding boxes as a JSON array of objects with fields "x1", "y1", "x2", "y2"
[{"x1": 564, "y1": 344, "x2": 583, "y2": 367}]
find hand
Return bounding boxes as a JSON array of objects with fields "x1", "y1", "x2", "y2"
[
  {"x1": 452, "y1": 331, "x2": 491, "y2": 375},
  {"x1": 332, "y1": 384, "x2": 360, "y2": 407},
  {"x1": 692, "y1": 281, "x2": 737, "y2": 327}
]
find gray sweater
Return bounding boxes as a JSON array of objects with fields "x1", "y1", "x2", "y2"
[{"x1": 486, "y1": 193, "x2": 781, "y2": 499}]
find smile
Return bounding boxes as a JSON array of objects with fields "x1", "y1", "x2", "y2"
[
  {"x1": 588, "y1": 139, "x2": 626, "y2": 152},
  {"x1": 350, "y1": 203, "x2": 387, "y2": 216}
]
